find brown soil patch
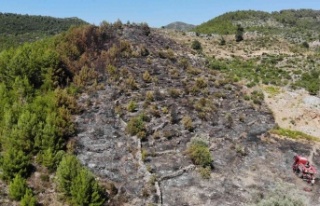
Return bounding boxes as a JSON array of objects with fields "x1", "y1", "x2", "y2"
[{"x1": 264, "y1": 88, "x2": 320, "y2": 138}]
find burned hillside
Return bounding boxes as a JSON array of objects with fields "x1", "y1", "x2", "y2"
[{"x1": 68, "y1": 23, "x2": 319, "y2": 205}]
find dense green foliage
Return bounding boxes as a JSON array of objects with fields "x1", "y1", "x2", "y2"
[
  {"x1": 56, "y1": 155, "x2": 106, "y2": 205},
  {"x1": 0, "y1": 22, "x2": 117, "y2": 204},
  {"x1": 208, "y1": 56, "x2": 320, "y2": 95},
  {"x1": 0, "y1": 13, "x2": 87, "y2": 51},
  {"x1": 194, "y1": 9, "x2": 320, "y2": 41},
  {"x1": 194, "y1": 15, "x2": 236, "y2": 35},
  {"x1": 272, "y1": 9, "x2": 320, "y2": 30},
  {"x1": 194, "y1": 10, "x2": 269, "y2": 34},
  {"x1": 209, "y1": 57, "x2": 290, "y2": 86}
]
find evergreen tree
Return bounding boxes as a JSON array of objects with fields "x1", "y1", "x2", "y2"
[
  {"x1": 70, "y1": 168, "x2": 105, "y2": 206},
  {"x1": 10, "y1": 109, "x2": 38, "y2": 152},
  {"x1": 56, "y1": 154, "x2": 82, "y2": 196},
  {"x1": 235, "y1": 24, "x2": 244, "y2": 42},
  {"x1": 20, "y1": 189, "x2": 37, "y2": 206},
  {"x1": 219, "y1": 36, "x2": 226, "y2": 45},
  {"x1": 1, "y1": 147, "x2": 31, "y2": 180},
  {"x1": 191, "y1": 40, "x2": 202, "y2": 51},
  {"x1": 8, "y1": 174, "x2": 27, "y2": 201},
  {"x1": 56, "y1": 154, "x2": 106, "y2": 205},
  {"x1": 39, "y1": 149, "x2": 65, "y2": 171}
]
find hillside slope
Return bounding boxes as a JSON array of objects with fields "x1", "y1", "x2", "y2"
[
  {"x1": 0, "y1": 17, "x2": 319, "y2": 205},
  {"x1": 71, "y1": 23, "x2": 320, "y2": 206},
  {"x1": 194, "y1": 9, "x2": 320, "y2": 42},
  {"x1": 0, "y1": 13, "x2": 87, "y2": 51}
]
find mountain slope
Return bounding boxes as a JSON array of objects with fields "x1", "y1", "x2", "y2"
[
  {"x1": 0, "y1": 13, "x2": 88, "y2": 51},
  {"x1": 0, "y1": 15, "x2": 319, "y2": 206},
  {"x1": 194, "y1": 9, "x2": 320, "y2": 42}
]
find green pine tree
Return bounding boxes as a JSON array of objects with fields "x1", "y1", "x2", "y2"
[
  {"x1": 39, "y1": 148, "x2": 65, "y2": 171},
  {"x1": 1, "y1": 147, "x2": 31, "y2": 180},
  {"x1": 20, "y1": 189, "x2": 37, "y2": 206},
  {"x1": 70, "y1": 168, "x2": 105, "y2": 206},
  {"x1": 56, "y1": 154, "x2": 82, "y2": 196},
  {"x1": 8, "y1": 174, "x2": 27, "y2": 201},
  {"x1": 235, "y1": 24, "x2": 244, "y2": 42}
]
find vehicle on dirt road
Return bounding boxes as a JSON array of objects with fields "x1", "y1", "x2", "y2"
[{"x1": 293, "y1": 155, "x2": 317, "y2": 185}]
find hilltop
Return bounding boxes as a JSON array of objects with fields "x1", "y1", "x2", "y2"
[
  {"x1": 194, "y1": 9, "x2": 320, "y2": 43},
  {"x1": 0, "y1": 13, "x2": 87, "y2": 51},
  {"x1": 163, "y1": 21, "x2": 195, "y2": 31}
]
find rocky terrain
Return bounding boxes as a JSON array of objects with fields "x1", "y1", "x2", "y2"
[{"x1": 69, "y1": 24, "x2": 320, "y2": 205}]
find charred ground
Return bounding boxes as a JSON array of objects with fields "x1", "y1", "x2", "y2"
[{"x1": 69, "y1": 24, "x2": 320, "y2": 205}]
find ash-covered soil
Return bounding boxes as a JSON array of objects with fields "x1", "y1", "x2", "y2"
[{"x1": 72, "y1": 25, "x2": 320, "y2": 205}]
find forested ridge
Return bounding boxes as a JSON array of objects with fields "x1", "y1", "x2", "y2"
[
  {"x1": 0, "y1": 13, "x2": 87, "y2": 51},
  {"x1": 194, "y1": 9, "x2": 320, "y2": 41}
]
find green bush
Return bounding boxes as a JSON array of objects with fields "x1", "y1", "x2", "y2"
[
  {"x1": 187, "y1": 139, "x2": 212, "y2": 167},
  {"x1": 126, "y1": 113, "x2": 147, "y2": 138},
  {"x1": 302, "y1": 41, "x2": 309, "y2": 49},
  {"x1": 191, "y1": 40, "x2": 202, "y2": 51},
  {"x1": 127, "y1": 100, "x2": 138, "y2": 112}
]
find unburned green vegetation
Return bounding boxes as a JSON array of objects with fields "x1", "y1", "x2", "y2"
[
  {"x1": 270, "y1": 127, "x2": 319, "y2": 142},
  {"x1": 0, "y1": 13, "x2": 87, "y2": 51},
  {"x1": 0, "y1": 23, "x2": 120, "y2": 204},
  {"x1": 194, "y1": 9, "x2": 320, "y2": 42},
  {"x1": 208, "y1": 56, "x2": 320, "y2": 95},
  {"x1": 187, "y1": 138, "x2": 212, "y2": 167}
]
